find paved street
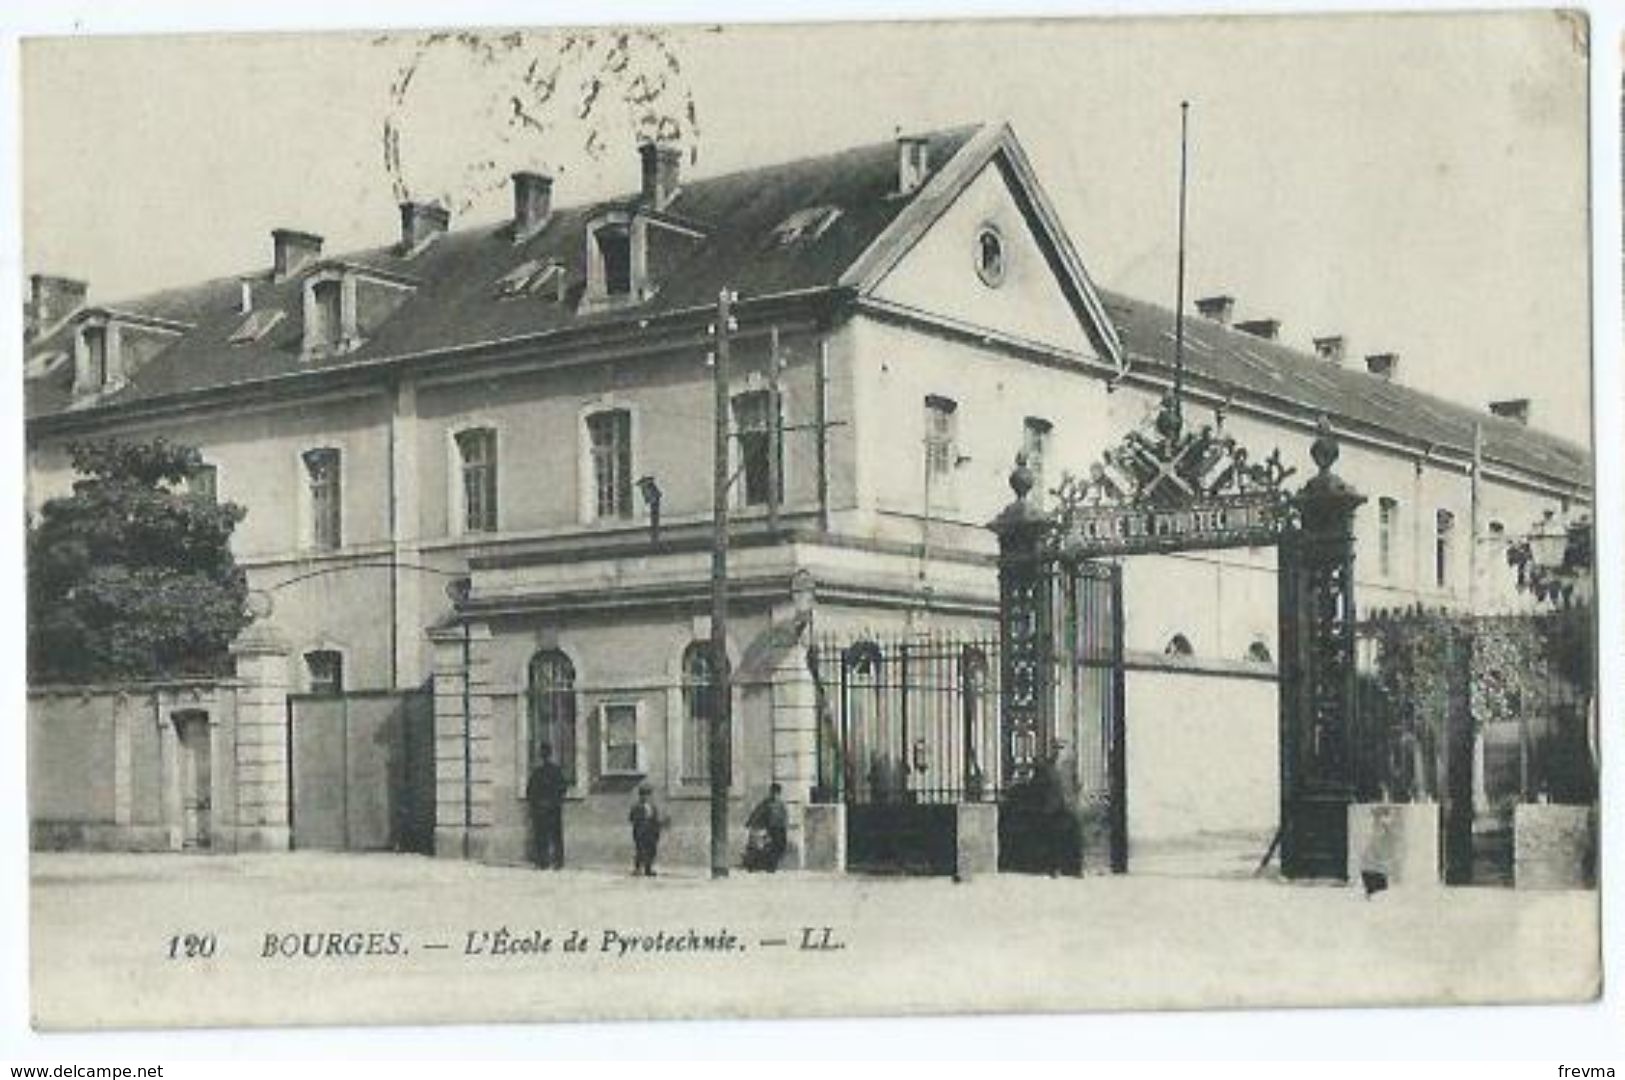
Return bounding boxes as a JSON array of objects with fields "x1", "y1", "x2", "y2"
[{"x1": 30, "y1": 851, "x2": 1599, "y2": 1031}]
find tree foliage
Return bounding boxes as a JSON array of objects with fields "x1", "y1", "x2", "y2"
[
  {"x1": 28, "y1": 438, "x2": 250, "y2": 682},
  {"x1": 1360, "y1": 605, "x2": 1593, "y2": 804}
]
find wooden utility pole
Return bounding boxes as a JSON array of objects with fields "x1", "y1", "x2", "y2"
[
  {"x1": 815, "y1": 340, "x2": 831, "y2": 533},
  {"x1": 708, "y1": 287, "x2": 736, "y2": 880},
  {"x1": 768, "y1": 325, "x2": 783, "y2": 535}
]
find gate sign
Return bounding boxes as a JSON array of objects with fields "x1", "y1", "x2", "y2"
[
  {"x1": 1063, "y1": 493, "x2": 1283, "y2": 556},
  {"x1": 1047, "y1": 394, "x2": 1295, "y2": 557}
]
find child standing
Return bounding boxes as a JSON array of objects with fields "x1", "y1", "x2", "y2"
[{"x1": 629, "y1": 782, "x2": 666, "y2": 876}]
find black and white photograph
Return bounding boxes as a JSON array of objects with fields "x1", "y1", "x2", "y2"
[{"x1": 9, "y1": 7, "x2": 1607, "y2": 1041}]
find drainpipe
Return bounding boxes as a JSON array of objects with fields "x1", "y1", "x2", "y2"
[
  {"x1": 462, "y1": 615, "x2": 472, "y2": 860},
  {"x1": 445, "y1": 576, "x2": 474, "y2": 860}
]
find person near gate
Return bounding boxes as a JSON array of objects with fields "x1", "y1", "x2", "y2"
[
  {"x1": 629, "y1": 782, "x2": 668, "y2": 877},
  {"x1": 525, "y1": 745, "x2": 568, "y2": 870},
  {"x1": 1031, "y1": 741, "x2": 1076, "y2": 876},
  {"x1": 743, "y1": 782, "x2": 789, "y2": 872}
]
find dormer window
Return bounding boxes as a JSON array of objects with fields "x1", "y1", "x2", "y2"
[
  {"x1": 83, "y1": 325, "x2": 109, "y2": 387},
  {"x1": 68, "y1": 309, "x2": 188, "y2": 400},
  {"x1": 310, "y1": 279, "x2": 343, "y2": 352},
  {"x1": 580, "y1": 209, "x2": 658, "y2": 312},
  {"x1": 299, "y1": 263, "x2": 414, "y2": 358},
  {"x1": 72, "y1": 319, "x2": 123, "y2": 396},
  {"x1": 596, "y1": 224, "x2": 633, "y2": 296}
]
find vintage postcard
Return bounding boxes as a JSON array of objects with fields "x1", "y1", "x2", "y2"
[{"x1": 18, "y1": 11, "x2": 1599, "y2": 1031}]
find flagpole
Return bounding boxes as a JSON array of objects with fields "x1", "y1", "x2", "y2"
[{"x1": 1173, "y1": 101, "x2": 1190, "y2": 425}]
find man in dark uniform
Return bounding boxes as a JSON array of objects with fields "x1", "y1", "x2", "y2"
[
  {"x1": 525, "y1": 745, "x2": 568, "y2": 869},
  {"x1": 745, "y1": 782, "x2": 790, "y2": 872}
]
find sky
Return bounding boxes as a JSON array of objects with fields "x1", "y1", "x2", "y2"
[{"x1": 19, "y1": 12, "x2": 1593, "y2": 438}]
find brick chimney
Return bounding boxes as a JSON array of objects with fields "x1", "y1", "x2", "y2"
[
  {"x1": 29, "y1": 274, "x2": 88, "y2": 331},
  {"x1": 272, "y1": 229, "x2": 323, "y2": 282},
  {"x1": 1365, "y1": 352, "x2": 1399, "y2": 381},
  {"x1": 639, "y1": 143, "x2": 682, "y2": 210},
  {"x1": 897, "y1": 134, "x2": 930, "y2": 195},
  {"x1": 1313, "y1": 335, "x2": 1346, "y2": 364},
  {"x1": 399, "y1": 200, "x2": 450, "y2": 253},
  {"x1": 1194, "y1": 295, "x2": 1234, "y2": 325},
  {"x1": 1236, "y1": 318, "x2": 1281, "y2": 341},
  {"x1": 513, "y1": 172, "x2": 554, "y2": 237},
  {"x1": 1489, "y1": 398, "x2": 1530, "y2": 425}
]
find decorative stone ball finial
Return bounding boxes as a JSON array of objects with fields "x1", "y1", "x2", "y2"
[
  {"x1": 1009, "y1": 452, "x2": 1035, "y2": 502},
  {"x1": 1310, "y1": 415, "x2": 1340, "y2": 474}
]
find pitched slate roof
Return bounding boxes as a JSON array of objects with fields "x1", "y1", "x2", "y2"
[
  {"x1": 1100, "y1": 290, "x2": 1590, "y2": 489},
  {"x1": 25, "y1": 124, "x2": 986, "y2": 418},
  {"x1": 23, "y1": 121, "x2": 1589, "y2": 491}
]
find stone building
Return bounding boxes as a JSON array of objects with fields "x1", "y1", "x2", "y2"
[{"x1": 24, "y1": 122, "x2": 1591, "y2": 868}]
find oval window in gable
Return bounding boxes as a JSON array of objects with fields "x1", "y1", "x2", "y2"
[{"x1": 975, "y1": 224, "x2": 1007, "y2": 288}]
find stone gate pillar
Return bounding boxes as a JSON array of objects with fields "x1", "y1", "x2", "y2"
[
  {"x1": 1278, "y1": 420, "x2": 1366, "y2": 880},
  {"x1": 990, "y1": 456, "x2": 1055, "y2": 783},
  {"x1": 230, "y1": 618, "x2": 293, "y2": 852},
  {"x1": 768, "y1": 615, "x2": 820, "y2": 869},
  {"x1": 430, "y1": 613, "x2": 496, "y2": 861}
]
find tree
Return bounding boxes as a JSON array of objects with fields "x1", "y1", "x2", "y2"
[{"x1": 28, "y1": 438, "x2": 250, "y2": 683}]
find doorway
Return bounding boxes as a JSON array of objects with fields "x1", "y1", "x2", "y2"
[{"x1": 173, "y1": 711, "x2": 213, "y2": 850}]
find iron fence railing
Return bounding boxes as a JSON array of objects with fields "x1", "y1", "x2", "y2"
[{"x1": 810, "y1": 632, "x2": 1004, "y2": 806}]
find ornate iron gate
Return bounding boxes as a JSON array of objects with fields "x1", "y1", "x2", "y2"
[
  {"x1": 998, "y1": 559, "x2": 1126, "y2": 874},
  {"x1": 812, "y1": 634, "x2": 1001, "y2": 874},
  {"x1": 991, "y1": 397, "x2": 1364, "y2": 881},
  {"x1": 1063, "y1": 561, "x2": 1127, "y2": 871}
]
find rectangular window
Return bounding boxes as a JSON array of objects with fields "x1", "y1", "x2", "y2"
[
  {"x1": 587, "y1": 409, "x2": 633, "y2": 520},
  {"x1": 924, "y1": 395, "x2": 959, "y2": 483},
  {"x1": 84, "y1": 326, "x2": 108, "y2": 386},
  {"x1": 305, "y1": 650, "x2": 344, "y2": 696},
  {"x1": 311, "y1": 279, "x2": 343, "y2": 350},
  {"x1": 189, "y1": 464, "x2": 218, "y2": 503},
  {"x1": 732, "y1": 390, "x2": 782, "y2": 508},
  {"x1": 304, "y1": 447, "x2": 342, "y2": 550},
  {"x1": 1023, "y1": 416, "x2": 1053, "y2": 504},
  {"x1": 1435, "y1": 508, "x2": 1455, "y2": 589},
  {"x1": 600, "y1": 701, "x2": 643, "y2": 776},
  {"x1": 1377, "y1": 497, "x2": 1398, "y2": 579},
  {"x1": 456, "y1": 428, "x2": 498, "y2": 533},
  {"x1": 925, "y1": 394, "x2": 962, "y2": 510}
]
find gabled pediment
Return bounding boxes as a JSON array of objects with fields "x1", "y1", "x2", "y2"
[{"x1": 843, "y1": 123, "x2": 1125, "y2": 372}]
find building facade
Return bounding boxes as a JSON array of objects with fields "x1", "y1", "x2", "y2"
[{"x1": 24, "y1": 123, "x2": 1591, "y2": 869}]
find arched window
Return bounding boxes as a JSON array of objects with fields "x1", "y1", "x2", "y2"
[
  {"x1": 681, "y1": 642, "x2": 723, "y2": 784},
  {"x1": 527, "y1": 650, "x2": 577, "y2": 785},
  {"x1": 842, "y1": 641, "x2": 895, "y2": 802},
  {"x1": 1164, "y1": 633, "x2": 1194, "y2": 658}
]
